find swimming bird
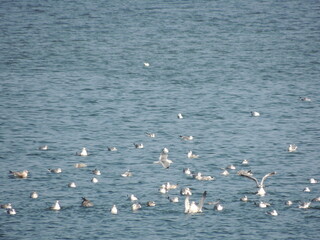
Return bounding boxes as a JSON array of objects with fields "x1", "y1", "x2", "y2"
[
  {"x1": 50, "y1": 200, "x2": 61, "y2": 211},
  {"x1": 153, "y1": 148, "x2": 173, "y2": 169},
  {"x1": 146, "y1": 201, "x2": 156, "y2": 207},
  {"x1": 193, "y1": 172, "x2": 215, "y2": 181},
  {"x1": 68, "y1": 182, "x2": 76, "y2": 188},
  {"x1": 77, "y1": 147, "x2": 88, "y2": 156},
  {"x1": 251, "y1": 111, "x2": 260, "y2": 117},
  {"x1": 312, "y1": 197, "x2": 320, "y2": 202},
  {"x1": 111, "y1": 205, "x2": 118, "y2": 214},
  {"x1": 9, "y1": 170, "x2": 29, "y2": 179},
  {"x1": 288, "y1": 144, "x2": 298, "y2": 152},
  {"x1": 74, "y1": 163, "x2": 87, "y2": 168},
  {"x1": 240, "y1": 195, "x2": 248, "y2": 202},
  {"x1": 1, "y1": 203, "x2": 12, "y2": 209},
  {"x1": 91, "y1": 177, "x2": 98, "y2": 183},
  {"x1": 30, "y1": 192, "x2": 39, "y2": 199},
  {"x1": 299, "y1": 97, "x2": 311, "y2": 102},
  {"x1": 92, "y1": 169, "x2": 101, "y2": 175},
  {"x1": 144, "y1": 62, "x2": 150, "y2": 67},
  {"x1": 180, "y1": 135, "x2": 193, "y2": 141},
  {"x1": 132, "y1": 203, "x2": 142, "y2": 211},
  {"x1": 238, "y1": 171, "x2": 276, "y2": 196},
  {"x1": 266, "y1": 210, "x2": 278, "y2": 216},
  {"x1": 121, "y1": 170, "x2": 132, "y2": 177},
  {"x1": 184, "y1": 191, "x2": 207, "y2": 214},
  {"x1": 107, "y1": 146, "x2": 117, "y2": 151},
  {"x1": 256, "y1": 201, "x2": 271, "y2": 208},
  {"x1": 39, "y1": 145, "x2": 48, "y2": 150},
  {"x1": 303, "y1": 187, "x2": 311, "y2": 192},
  {"x1": 177, "y1": 113, "x2": 183, "y2": 119},
  {"x1": 168, "y1": 196, "x2": 179, "y2": 203},
  {"x1": 285, "y1": 200, "x2": 293, "y2": 206},
  {"x1": 180, "y1": 187, "x2": 192, "y2": 196},
  {"x1": 309, "y1": 178, "x2": 318, "y2": 184},
  {"x1": 183, "y1": 168, "x2": 193, "y2": 176},
  {"x1": 220, "y1": 169, "x2": 230, "y2": 176},
  {"x1": 48, "y1": 168, "x2": 62, "y2": 174},
  {"x1": 81, "y1": 197, "x2": 94, "y2": 207},
  {"x1": 242, "y1": 159, "x2": 249, "y2": 165},
  {"x1": 226, "y1": 164, "x2": 236, "y2": 170},
  {"x1": 128, "y1": 194, "x2": 138, "y2": 202},
  {"x1": 214, "y1": 203, "x2": 224, "y2": 211},
  {"x1": 159, "y1": 185, "x2": 168, "y2": 194},
  {"x1": 7, "y1": 208, "x2": 16, "y2": 215},
  {"x1": 298, "y1": 202, "x2": 311, "y2": 209},
  {"x1": 133, "y1": 143, "x2": 144, "y2": 149},
  {"x1": 164, "y1": 182, "x2": 178, "y2": 190},
  {"x1": 145, "y1": 132, "x2": 156, "y2": 138},
  {"x1": 187, "y1": 150, "x2": 199, "y2": 159}
]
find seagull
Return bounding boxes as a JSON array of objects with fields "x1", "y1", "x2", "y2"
[
  {"x1": 299, "y1": 97, "x2": 311, "y2": 102},
  {"x1": 238, "y1": 171, "x2": 276, "y2": 196},
  {"x1": 168, "y1": 196, "x2": 179, "y2": 203},
  {"x1": 256, "y1": 201, "x2": 271, "y2": 208},
  {"x1": 214, "y1": 203, "x2": 224, "y2": 211},
  {"x1": 164, "y1": 182, "x2": 178, "y2": 190},
  {"x1": 48, "y1": 168, "x2": 62, "y2": 174},
  {"x1": 143, "y1": 62, "x2": 150, "y2": 67},
  {"x1": 242, "y1": 159, "x2": 249, "y2": 165},
  {"x1": 187, "y1": 150, "x2": 199, "y2": 159},
  {"x1": 133, "y1": 143, "x2": 144, "y2": 149},
  {"x1": 298, "y1": 202, "x2": 311, "y2": 209},
  {"x1": 285, "y1": 200, "x2": 293, "y2": 206},
  {"x1": 39, "y1": 145, "x2": 48, "y2": 150},
  {"x1": 50, "y1": 200, "x2": 61, "y2": 211},
  {"x1": 180, "y1": 187, "x2": 192, "y2": 196},
  {"x1": 180, "y1": 135, "x2": 193, "y2": 141},
  {"x1": 91, "y1": 177, "x2": 98, "y2": 183},
  {"x1": 183, "y1": 168, "x2": 193, "y2": 176},
  {"x1": 7, "y1": 208, "x2": 16, "y2": 215},
  {"x1": 132, "y1": 203, "x2": 142, "y2": 211},
  {"x1": 128, "y1": 194, "x2": 138, "y2": 202},
  {"x1": 1, "y1": 203, "x2": 12, "y2": 209},
  {"x1": 74, "y1": 163, "x2": 87, "y2": 168},
  {"x1": 251, "y1": 111, "x2": 260, "y2": 117},
  {"x1": 312, "y1": 197, "x2": 320, "y2": 202},
  {"x1": 193, "y1": 172, "x2": 215, "y2": 181},
  {"x1": 81, "y1": 197, "x2": 94, "y2": 207},
  {"x1": 184, "y1": 191, "x2": 207, "y2": 214},
  {"x1": 220, "y1": 169, "x2": 230, "y2": 176},
  {"x1": 159, "y1": 185, "x2": 168, "y2": 194},
  {"x1": 9, "y1": 170, "x2": 29, "y2": 178},
  {"x1": 177, "y1": 113, "x2": 183, "y2": 119},
  {"x1": 303, "y1": 187, "x2": 311, "y2": 192},
  {"x1": 146, "y1": 201, "x2": 156, "y2": 207},
  {"x1": 240, "y1": 195, "x2": 249, "y2": 202},
  {"x1": 154, "y1": 148, "x2": 173, "y2": 169},
  {"x1": 107, "y1": 146, "x2": 117, "y2": 151},
  {"x1": 266, "y1": 210, "x2": 278, "y2": 216},
  {"x1": 68, "y1": 182, "x2": 76, "y2": 188},
  {"x1": 145, "y1": 132, "x2": 156, "y2": 138},
  {"x1": 77, "y1": 147, "x2": 88, "y2": 156},
  {"x1": 110, "y1": 205, "x2": 118, "y2": 214},
  {"x1": 121, "y1": 170, "x2": 132, "y2": 177},
  {"x1": 309, "y1": 178, "x2": 318, "y2": 184},
  {"x1": 30, "y1": 192, "x2": 39, "y2": 199},
  {"x1": 226, "y1": 164, "x2": 236, "y2": 170},
  {"x1": 92, "y1": 169, "x2": 101, "y2": 175},
  {"x1": 288, "y1": 144, "x2": 298, "y2": 152}
]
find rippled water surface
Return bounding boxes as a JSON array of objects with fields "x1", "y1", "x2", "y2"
[{"x1": 1, "y1": 0, "x2": 320, "y2": 239}]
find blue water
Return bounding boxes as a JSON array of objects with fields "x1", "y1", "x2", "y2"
[{"x1": 1, "y1": 0, "x2": 320, "y2": 239}]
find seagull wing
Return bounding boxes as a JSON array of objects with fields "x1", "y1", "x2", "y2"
[
  {"x1": 184, "y1": 195, "x2": 190, "y2": 213},
  {"x1": 198, "y1": 191, "x2": 207, "y2": 212},
  {"x1": 260, "y1": 172, "x2": 276, "y2": 187},
  {"x1": 239, "y1": 172, "x2": 260, "y2": 187}
]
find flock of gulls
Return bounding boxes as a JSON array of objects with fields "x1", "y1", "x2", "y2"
[{"x1": 2, "y1": 96, "x2": 319, "y2": 219}]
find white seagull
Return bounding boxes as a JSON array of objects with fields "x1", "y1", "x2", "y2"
[
  {"x1": 251, "y1": 111, "x2": 260, "y2": 117},
  {"x1": 238, "y1": 171, "x2": 277, "y2": 196},
  {"x1": 154, "y1": 148, "x2": 173, "y2": 169},
  {"x1": 177, "y1": 113, "x2": 183, "y2": 119},
  {"x1": 133, "y1": 143, "x2": 144, "y2": 149},
  {"x1": 50, "y1": 200, "x2": 61, "y2": 211},
  {"x1": 184, "y1": 191, "x2": 207, "y2": 214},
  {"x1": 288, "y1": 144, "x2": 298, "y2": 152},
  {"x1": 77, "y1": 147, "x2": 88, "y2": 156},
  {"x1": 187, "y1": 151, "x2": 199, "y2": 159},
  {"x1": 110, "y1": 205, "x2": 118, "y2": 214}
]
